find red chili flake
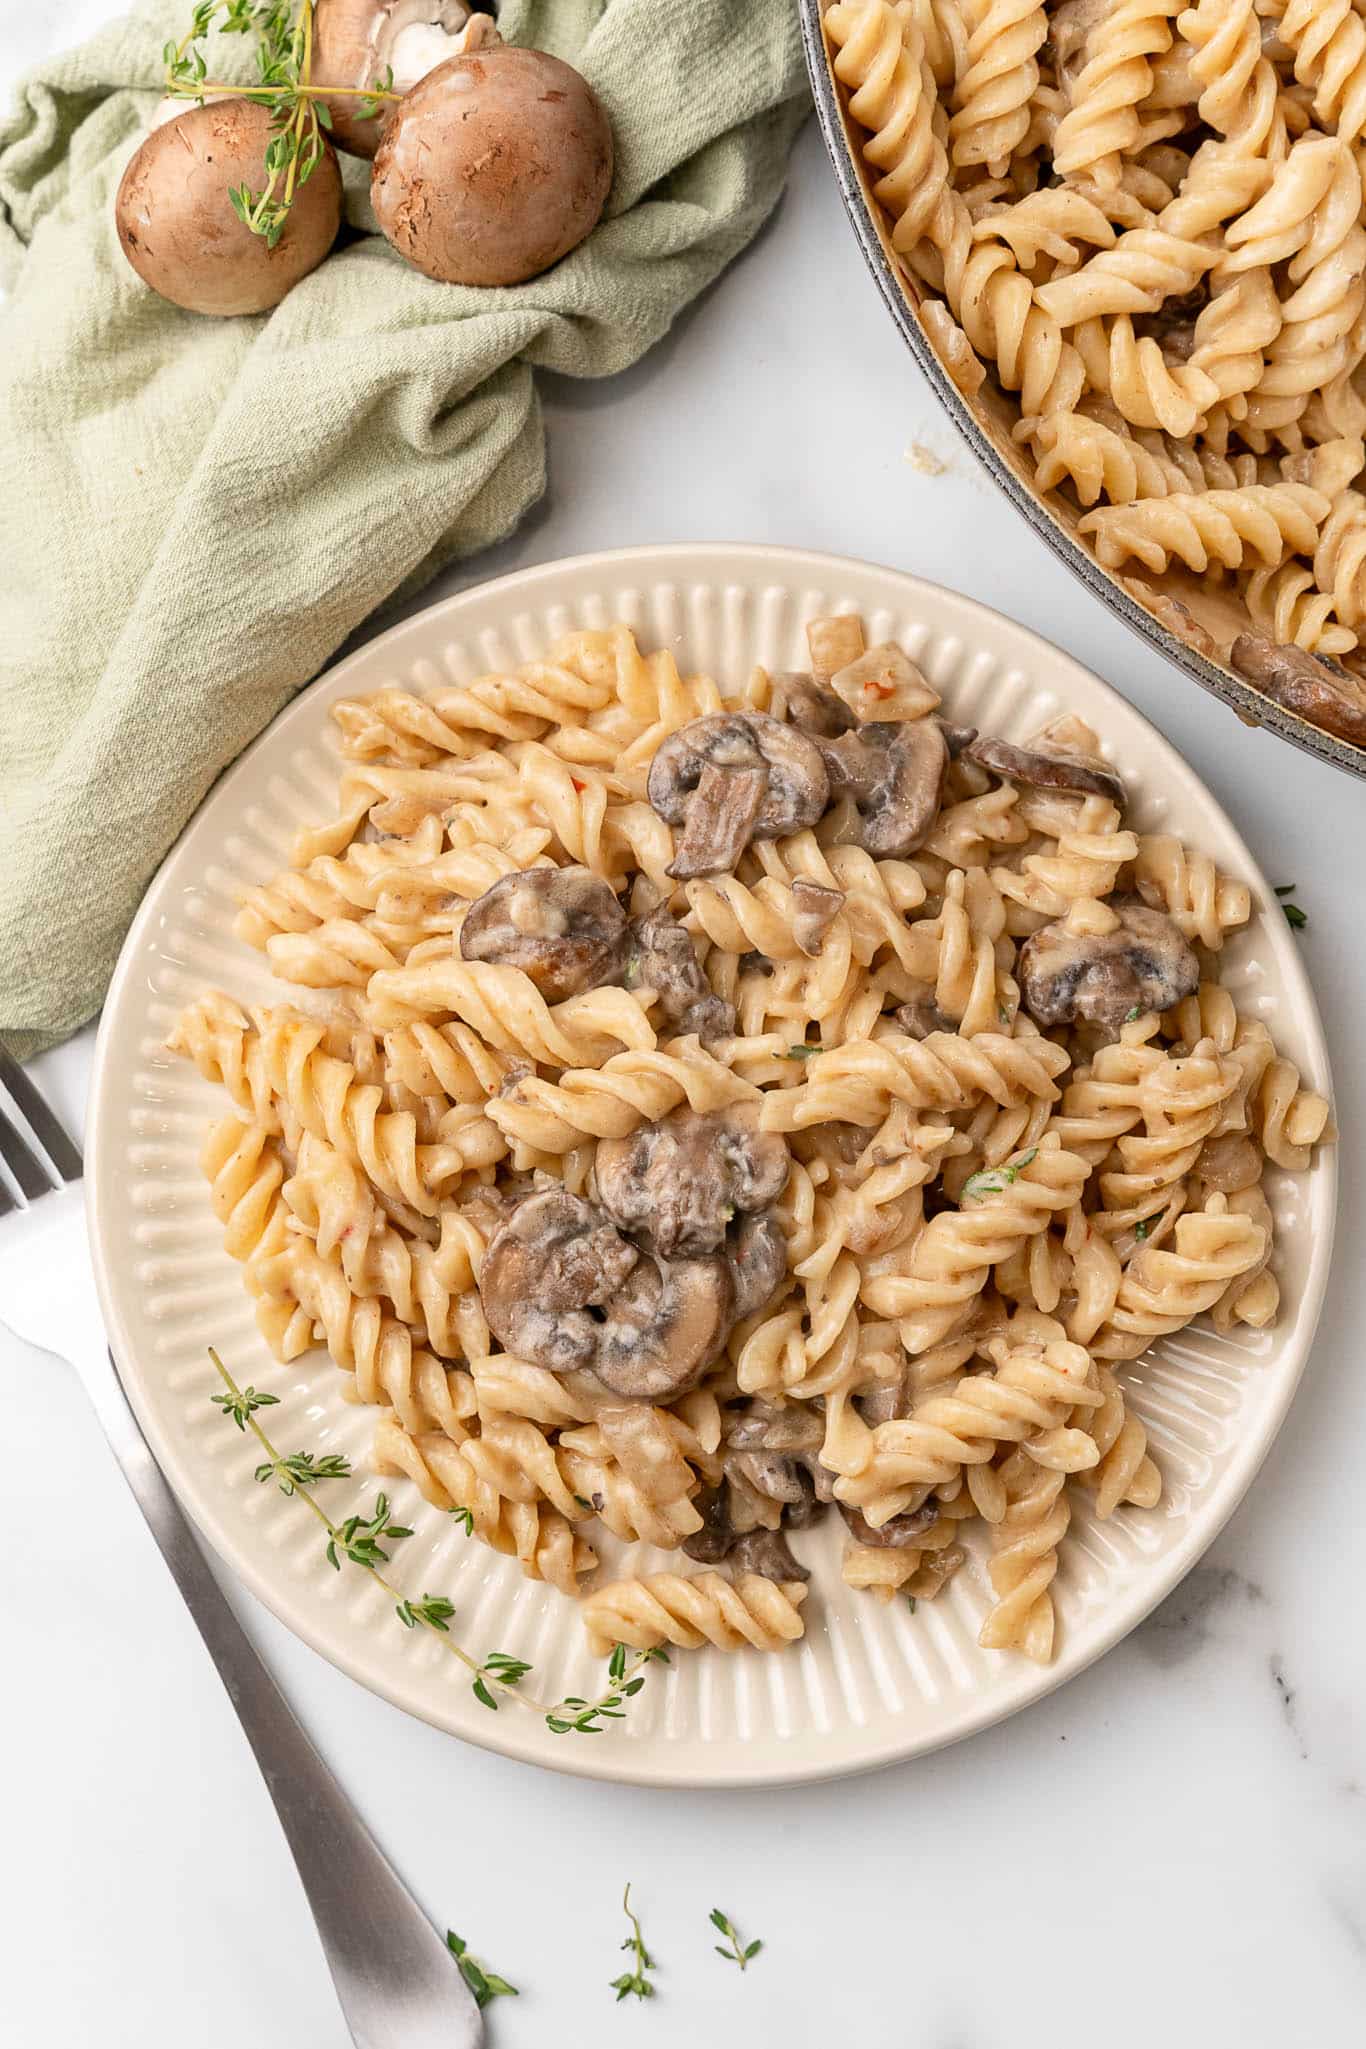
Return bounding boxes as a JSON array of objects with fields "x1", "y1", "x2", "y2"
[
  {"x1": 571, "y1": 777, "x2": 586, "y2": 792},
  {"x1": 864, "y1": 679, "x2": 896, "y2": 699}
]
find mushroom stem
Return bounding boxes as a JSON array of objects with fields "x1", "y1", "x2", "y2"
[{"x1": 667, "y1": 764, "x2": 768, "y2": 881}]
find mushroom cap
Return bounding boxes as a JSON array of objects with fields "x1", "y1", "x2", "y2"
[
  {"x1": 479, "y1": 1189, "x2": 639, "y2": 1373},
  {"x1": 818, "y1": 716, "x2": 948, "y2": 858},
  {"x1": 1230, "y1": 632, "x2": 1366, "y2": 747},
  {"x1": 595, "y1": 1104, "x2": 791, "y2": 1259},
  {"x1": 458, "y1": 865, "x2": 627, "y2": 1003},
  {"x1": 726, "y1": 1209, "x2": 788, "y2": 1321},
  {"x1": 477, "y1": 1188, "x2": 732, "y2": 1397},
  {"x1": 312, "y1": 0, "x2": 476, "y2": 157},
  {"x1": 370, "y1": 45, "x2": 614, "y2": 286},
  {"x1": 591, "y1": 1253, "x2": 733, "y2": 1400},
  {"x1": 790, "y1": 876, "x2": 844, "y2": 957},
  {"x1": 115, "y1": 98, "x2": 342, "y2": 316},
  {"x1": 770, "y1": 672, "x2": 856, "y2": 737},
  {"x1": 966, "y1": 733, "x2": 1126, "y2": 805},
  {"x1": 627, "y1": 903, "x2": 735, "y2": 1041},
  {"x1": 1019, "y1": 898, "x2": 1200, "y2": 1035},
  {"x1": 648, "y1": 712, "x2": 829, "y2": 878}
]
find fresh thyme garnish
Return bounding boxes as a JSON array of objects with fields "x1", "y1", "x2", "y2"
[
  {"x1": 960, "y1": 1147, "x2": 1038, "y2": 1203},
  {"x1": 255, "y1": 1447, "x2": 352, "y2": 1494},
  {"x1": 212, "y1": 1382, "x2": 278, "y2": 1429},
  {"x1": 395, "y1": 1594, "x2": 456, "y2": 1632},
  {"x1": 162, "y1": 3, "x2": 400, "y2": 243},
  {"x1": 324, "y1": 1494, "x2": 413, "y2": 1572},
  {"x1": 710, "y1": 1907, "x2": 763, "y2": 1970},
  {"x1": 785, "y1": 1043, "x2": 820, "y2": 1060},
  {"x1": 1274, "y1": 886, "x2": 1307, "y2": 930},
  {"x1": 472, "y1": 1652, "x2": 534, "y2": 1713},
  {"x1": 207, "y1": 1348, "x2": 667, "y2": 1732},
  {"x1": 445, "y1": 1931, "x2": 519, "y2": 2010},
  {"x1": 448, "y1": 1504, "x2": 475, "y2": 1536},
  {"x1": 1133, "y1": 1213, "x2": 1161, "y2": 1242},
  {"x1": 610, "y1": 1885, "x2": 656, "y2": 2002},
  {"x1": 998, "y1": 1003, "x2": 1011, "y2": 1025},
  {"x1": 546, "y1": 1640, "x2": 669, "y2": 1735},
  {"x1": 905, "y1": 1595, "x2": 917, "y2": 1613},
  {"x1": 1124, "y1": 1005, "x2": 1144, "y2": 1023}
]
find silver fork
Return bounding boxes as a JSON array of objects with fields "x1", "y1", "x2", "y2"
[{"x1": 0, "y1": 1046, "x2": 482, "y2": 2049}]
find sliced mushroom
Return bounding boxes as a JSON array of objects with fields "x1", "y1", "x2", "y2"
[
  {"x1": 592, "y1": 1252, "x2": 733, "y2": 1400},
  {"x1": 839, "y1": 1500, "x2": 941, "y2": 1548},
  {"x1": 817, "y1": 717, "x2": 948, "y2": 858},
  {"x1": 854, "y1": 1371, "x2": 915, "y2": 1427},
  {"x1": 1230, "y1": 633, "x2": 1366, "y2": 747},
  {"x1": 459, "y1": 866, "x2": 627, "y2": 1002},
  {"x1": 627, "y1": 902, "x2": 734, "y2": 1041},
  {"x1": 681, "y1": 1486, "x2": 737, "y2": 1565},
  {"x1": 770, "y1": 672, "x2": 856, "y2": 737},
  {"x1": 595, "y1": 1104, "x2": 790, "y2": 1259},
  {"x1": 1125, "y1": 583, "x2": 1222, "y2": 663},
  {"x1": 478, "y1": 1189, "x2": 639, "y2": 1374},
  {"x1": 721, "y1": 1400, "x2": 835, "y2": 1526},
  {"x1": 1194, "y1": 1131, "x2": 1263, "y2": 1194},
  {"x1": 938, "y1": 719, "x2": 979, "y2": 758},
  {"x1": 1049, "y1": 0, "x2": 1107, "y2": 85},
  {"x1": 965, "y1": 734, "x2": 1126, "y2": 805},
  {"x1": 478, "y1": 1189, "x2": 730, "y2": 1398},
  {"x1": 681, "y1": 1493, "x2": 809, "y2": 1581},
  {"x1": 725, "y1": 1400, "x2": 827, "y2": 1457},
  {"x1": 726, "y1": 1209, "x2": 788, "y2": 1321},
  {"x1": 791, "y1": 877, "x2": 845, "y2": 956},
  {"x1": 894, "y1": 995, "x2": 955, "y2": 1040},
  {"x1": 1019, "y1": 897, "x2": 1199, "y2": 1034},
  {"x1": 647, "y1": 714, "x2": 829, "y2": 879}
]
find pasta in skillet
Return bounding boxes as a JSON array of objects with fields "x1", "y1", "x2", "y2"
[
  {"x1": 824, "y1": 0, "x2": 1366, "y2": 748},
  {"x1": 170, "y1": 614, "x2": 1332, "y2": 1666}
]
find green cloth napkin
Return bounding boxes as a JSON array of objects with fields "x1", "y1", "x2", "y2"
[{"x1": 0, "y1": 1, "x2": 808, "y2": 1055}]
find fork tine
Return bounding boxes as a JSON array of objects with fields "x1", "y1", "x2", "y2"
[
  {"x1": 0, "y1": 1044, "x2": 83, "y2": 1182},
  {"x1": 0, "y1": 1098, "x2": 54, "y2": 1202},
  {"x1": 0, "y1": 1172, "x2": 16, "y2": 1219}
]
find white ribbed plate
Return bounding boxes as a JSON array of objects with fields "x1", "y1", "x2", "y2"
[{"x1": 87, "y1": 545, "x2": 1337, "y2": 1786}]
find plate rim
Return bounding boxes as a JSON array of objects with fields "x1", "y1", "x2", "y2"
[{"x1": 85, "y1": 541, "x2": 1339, "y2": 1787}]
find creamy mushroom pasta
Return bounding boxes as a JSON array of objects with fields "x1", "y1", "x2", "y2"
[
  {"x1": 824, "y1": 0, "x2": 1366, "y2": 750},
  {"x1": 170, "y1": 615, "x2": 1333, "y2": 1666}
]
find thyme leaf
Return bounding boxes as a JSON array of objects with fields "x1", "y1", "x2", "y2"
[
  {"x1": 446, "y1": 1930, "x2": 519, "y2": 2010},
  {"x1": 710, "y1": 1907, "x2": 763, "y2": 1970},
  {"x1": 162, "y1": 1, "x2": 401, "y2": 241}
]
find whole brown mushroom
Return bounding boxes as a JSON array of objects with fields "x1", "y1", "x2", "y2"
[
  {"x1": 311, "y1": 0, "x2": 497, "y2": 157},
  {"x1": 115, "y1": 98, "x2": 342, "y2": 316},
  {"x1": 371, "y1": 44, "x2": 614, "y2": 286}
]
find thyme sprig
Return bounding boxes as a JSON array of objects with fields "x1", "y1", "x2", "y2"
[
  {"x1": 206, "y1": 1349, "x2": 665, "y2": 1734},
  {"x1": 710, "y1": 1907, "x2": 763, "y2": 1970},
  {"x1": 445, "y1": 1931, "x2": 519, "y2": 2009},
  {"x1": 610, "y1": 1885, "x2": 656, "y2": 2002},
  {"x1": 162, "y1": 2, "x2": 400, "y2": 243}
]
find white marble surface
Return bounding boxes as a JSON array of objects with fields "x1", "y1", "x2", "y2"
[{"x1": 3, "y1": 8, "x2": 1364, "y2": 2046}]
